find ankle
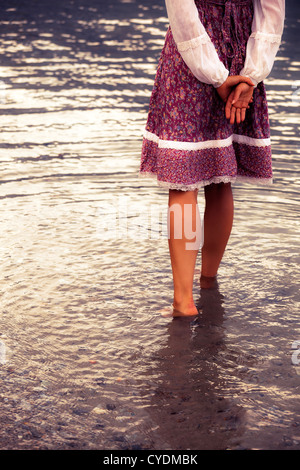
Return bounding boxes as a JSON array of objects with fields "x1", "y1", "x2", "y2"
[
  {"x1": 200, "y1": 273, "x2": 217, "y2": 289},
  {"x1": 173, "y1": 289, "x2": 193, "y2": 303},
  {"x1": 173, "y1": 295, "x2": 195, "y2": 310},
  {"x1": 172, "y1": 299, "x2": 198, "y2": 317}
]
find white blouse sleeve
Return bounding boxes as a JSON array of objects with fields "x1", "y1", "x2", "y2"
[
  {"x1": 240, "y1": 0, "x2": 285, "y2": 85},
  {"x1": 165, "y1": 0, "x2": 229, "y2": 88}
]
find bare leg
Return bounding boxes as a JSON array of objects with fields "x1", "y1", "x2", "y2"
[
  {"x1": 167, "y1": 189, "x2": 200, "y2": 316},
  {"x1": 201, "y1": 182, "x2": 234, "y2": 288}
]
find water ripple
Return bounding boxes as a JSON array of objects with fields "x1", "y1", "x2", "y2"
[{"x1": 0, "y1": 0, "x2": 299, "y2": 451}]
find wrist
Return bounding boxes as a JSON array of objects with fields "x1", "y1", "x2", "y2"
[
  {"x1": 215, "y1": 71, "x2": 229, "y2": 89},
  {"x1": 239, "y1": 74, "x2": 257, "y2": 88}
]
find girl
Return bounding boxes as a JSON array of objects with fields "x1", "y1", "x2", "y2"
[{"x1": 140, "y1": 0, "x2": 285, "y2": 316}]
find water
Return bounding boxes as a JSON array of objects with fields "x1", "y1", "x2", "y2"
[{"x1": 0, "y1": 0, "x2": 299, "y2": 450}]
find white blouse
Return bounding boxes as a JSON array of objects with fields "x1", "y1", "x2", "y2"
[{"x1": 165, "y1": 0, "x2": 285, "y2": 87}]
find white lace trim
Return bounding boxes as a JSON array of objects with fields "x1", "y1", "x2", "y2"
[
  {"x1": 177, "y1": 33, "x2": 211, "y2": 52},
  {"x1": 143, "y1": 130, "x2": 271, "y2": 150},
  {"x1": 233, "y1": 133, "x2": 271, "y2": 147},
  {"x1": 250, "y1": 31, "x2": 281, "y2": 44},
  {"x1": 139, "y1": 171, "x2": 273, "y2": 190}
]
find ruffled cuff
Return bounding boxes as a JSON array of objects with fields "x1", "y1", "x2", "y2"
[
  {"x1": 177, "y1": 33, "x2": 229, "y2": 88},
  {"x1": 239, "y1": 31, "x2": 282, "y2": 85},
  {"x1": 250, "y1": 31, "x2": 282, "y2": 43}
]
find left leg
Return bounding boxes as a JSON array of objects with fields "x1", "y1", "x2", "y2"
[{"x1": 201, "y1": 182, "x2": 234, "y2": 287}]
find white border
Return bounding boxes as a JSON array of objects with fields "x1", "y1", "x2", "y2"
[{"x1": 143, "y1": 130, "x2": 271, "y2": 150}]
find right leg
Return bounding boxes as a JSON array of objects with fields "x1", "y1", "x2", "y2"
[
  {"x1": 168, "y1": 189, "x2": 201, "y2": 316},
  {"x1": 201, "y1": 182, "x2": 234, "y2": 288}
]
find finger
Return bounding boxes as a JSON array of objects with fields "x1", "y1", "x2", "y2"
[
  {"x1": 225, "y1": 101, "x2": 231, "y2": 120},
  {"x1": 236, "y1": 108, "x2": 241, "y2": 124},
  {"x1": 225, "y1": 92, "x2": 234, "y2": 119},
  {"x1": 241, "y1": 107, "x2": 246, "y2": 121},
  {"x1": 225, "y1": 101, "x2": 232, "y2": 120},
  {"x1": 230, "y1": 106, "x2": 236, "y2": 125},
  {"x1": 231, "y1": 87, "x2": 242, "y2": 105}
]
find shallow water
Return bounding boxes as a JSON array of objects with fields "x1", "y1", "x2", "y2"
[{"x1": 0, "y1": 0, "x2": 299, "y2": 450}]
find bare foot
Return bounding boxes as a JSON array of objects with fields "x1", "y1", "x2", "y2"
[
  {"x1": 160, "y1": 303, "x2": 199, "y2": 318},
  {"x1": 173, "y1": 302, "x2": 199, "y2": 317}
]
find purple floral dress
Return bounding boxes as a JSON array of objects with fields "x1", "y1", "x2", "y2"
[{"x1": 140, "y1": 0, "x2": 273, "y2": 190}]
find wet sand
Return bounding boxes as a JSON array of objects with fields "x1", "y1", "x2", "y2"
[{"x1": 0, "y1": 0, "x2": 299, "y2": 451}]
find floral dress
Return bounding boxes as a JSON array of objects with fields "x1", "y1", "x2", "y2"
[{"x1": 139, "y1": 0, "x2": 285, "y2": 190}]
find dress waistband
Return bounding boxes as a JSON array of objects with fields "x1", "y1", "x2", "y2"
[{"x1": 196, "y1": 0, "x2": 254, "y2": 71}]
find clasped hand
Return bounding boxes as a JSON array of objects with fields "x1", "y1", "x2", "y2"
[{"x1": 217, "y1": 75, "x2": 255, "y2": 124}]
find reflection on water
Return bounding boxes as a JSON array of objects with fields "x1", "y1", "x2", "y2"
[
  {"x1": 147, "y1": 289, "x2": 247, "y2": 450},
  {"x1": 0, "y1": 0, "x2": 299, "y2": 450}
]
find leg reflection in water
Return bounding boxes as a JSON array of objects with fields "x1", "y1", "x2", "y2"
[{"x1": 148, "y1": 286, "x2": 246, "y2": 450}]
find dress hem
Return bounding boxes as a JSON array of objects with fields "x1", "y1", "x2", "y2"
[{"x1": 138, "y1": 171, "x2": 273, "y2": 191}]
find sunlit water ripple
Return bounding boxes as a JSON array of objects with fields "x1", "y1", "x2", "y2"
[{"x1": 0, "y1": 0, "x2": 299, "y2": 450}]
